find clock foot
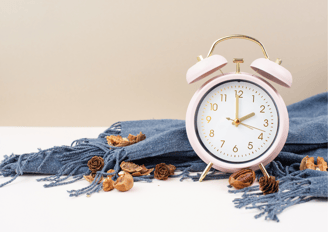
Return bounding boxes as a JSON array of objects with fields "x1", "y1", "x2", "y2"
[
  {"x1": 199, "y1": 162, "x2": 213, "y2": 182},
  {"x1": 259, "y1": 163, "x2": 270, "y2": 178}
]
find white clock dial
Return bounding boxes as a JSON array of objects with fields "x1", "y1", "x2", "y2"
[{"x1": 196, "y1": 80, "x2": 279, "y2": 163}]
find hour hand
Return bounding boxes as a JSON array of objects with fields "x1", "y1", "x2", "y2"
[
  {"x1": 231, "y1": 112, "x2": 255, "y2": 127},
  {"x1": 239, "y1": 112, "x2": 255, "y2": 123}
]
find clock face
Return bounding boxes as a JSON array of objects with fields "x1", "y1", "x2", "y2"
[{"x1": 195, "y1": 80, "x2": 279, "y2": 163}]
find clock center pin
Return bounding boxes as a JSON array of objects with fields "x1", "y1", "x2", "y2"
[{"x1": 233, "y1": 118, "x2": 240, "y2": 126}]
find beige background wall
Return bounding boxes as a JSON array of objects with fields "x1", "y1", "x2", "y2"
[{"x1": 0, "y1": 0, "x2": 327, "y2": 126}]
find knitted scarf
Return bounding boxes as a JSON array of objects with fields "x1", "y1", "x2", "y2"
[{"x1": 0, "y1": 92, "x2": 327, "y2": 222}]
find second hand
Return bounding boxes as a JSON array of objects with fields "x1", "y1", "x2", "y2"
[{"x1": 226, "y1": 117, "x2": 265, "y2": 132}]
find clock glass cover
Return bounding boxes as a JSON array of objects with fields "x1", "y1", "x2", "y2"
[{"x1": 195, "y1": 80, "x2": 279, "y2": 163}]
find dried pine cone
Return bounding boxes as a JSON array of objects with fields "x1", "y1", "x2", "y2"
[
  {"x1": 259, "y1": 176, "x2": 279, "y2": 195},
  {"x1": 87, "y1": 156, "x2": 104, "y2": 173},
  {"x1": 154, "y1": 163, "x2": 176, "y2": 180},
  {"x1": 229, "y1": 169, "x2": 256, "y2": 189}
]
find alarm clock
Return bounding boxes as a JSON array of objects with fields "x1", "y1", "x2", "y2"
[{"x1": 185, "y1": 35, "x2": 292, "y2": 181}]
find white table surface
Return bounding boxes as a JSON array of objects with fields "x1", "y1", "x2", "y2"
[{"x1": 0, "y1": 127, "x2": 327, "y2": 232}]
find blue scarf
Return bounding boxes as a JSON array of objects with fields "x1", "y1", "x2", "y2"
[{"x1": 0, "y1": 92, "x2": 327, "y2": 222}]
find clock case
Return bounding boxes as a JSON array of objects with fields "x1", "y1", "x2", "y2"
[{"x1": 185, "y1": 35, "x2": 292, "y2": 173}]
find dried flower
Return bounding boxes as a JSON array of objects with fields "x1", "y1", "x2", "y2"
[
  {"x1": 83, "y1": 174, "x2": 104, "y2": 184},
  {"x1": 120, "y1": 161, "x2": 153, "y2": 177},
  {"x1": 300, "y1": 156, "x2": 327, "y2": 171},
  {"x1": 103, "y1": 177, "x2": 114, "y2": 192},
  {"x1": 229, "y1": 169, "x2": 256, "y2": 189},
  {"x1": 106, "y1": 132, "x2": 146, "y2": 147},
  {"x1": 259, "y1": 176, "x2": 279, "y2": 195},
  {"x1": 87, "y1": 156, "x2": 104, "y2": 173},
  {"x1": 114, "y1": 172, "x2": 134, "y2": 192},
  {"x1": 154, "y1": 163, "x2": 176, "y2": 180}
]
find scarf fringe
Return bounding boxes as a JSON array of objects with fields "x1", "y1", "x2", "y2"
[
  {"x1": 0, "y1": 122, "x2": 122, "y2": 193},
  {"x1": 229, "y1": 170, "x2": 322, "y2": 222}
]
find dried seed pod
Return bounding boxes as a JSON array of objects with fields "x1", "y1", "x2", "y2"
[
  {"x1": 83, "y1": 174, "x2": 104, "y2": 184},
  {"x1": 300, "y1": 156, "x2": 316, "y2": 170},
  {"x1": 114, "y1": 172, "x2": 134, "y2": 192},
  {"x1": 120, "y1": 162, "x2": 154, "y2": 176},
  {"x1": 136, "y1": 132, "x2": 146, "y2": 142},
  {"x1": 259, "y1": 176, "x2": 279, "y2": 195},
  {"x1": 103, "y1": 177, "x2": 114, "y2": 192},
  {"x1": 300, "y1": 155, "x2": 308, "y2": 170},
  {"x1": 107, "y1": 169, "x2": 115, "y2": 178},
  {"x1": 107, "y1": 132, "x2": 146, "y2": 147},
  {"x1": 83, "y1": 174, "x2": 94, "y2": 183},
  {"x1": 229, "y1": 169, "x2": 256, "y2": 189},
  {"x1": 127, "y1": 134, "x2": 137, "y2": 142},
  {"x1": 120, "y1": 161, "x2": 143, "y2": 173},
  {"x1": 132, "y1": 165, "x2": 154, "y2": 177},
  {"x1": 316, "y1": 157, "x2": 327, "y2": 171},
  {"x1": 106, "y1": 135, "x2": 124, "y2": 146},
  {"x1": 116, "y1": 140, "x2": 135, "y2": 147},
  {"x1": 87, "y1": 156, "x2": 104, "y2": 173}
]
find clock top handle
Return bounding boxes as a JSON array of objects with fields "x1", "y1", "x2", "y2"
[
  {"x1": 206, "y1": 34, "x2": 269, "y2": 59},
  {"x1": 186, "y1": 34, "x2": 292, "y2": 88}
]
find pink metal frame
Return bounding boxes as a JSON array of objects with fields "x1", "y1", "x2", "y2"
[{"x1": 185, "y1": 72, "x2": 289, "y2": 173}]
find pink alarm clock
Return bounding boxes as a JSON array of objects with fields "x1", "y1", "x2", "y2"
[{"x1": 185, "y1": 35, "x2": 292, "y2": 181}]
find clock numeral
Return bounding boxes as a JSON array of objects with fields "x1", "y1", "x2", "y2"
[
  {"x1": 220, "y1": 140, "x2": 225, "y2": 148},
  {"x1": 260, "y1": 105, "x2": 265, "y2": 113},
  {"x1": 233, "y1": 145, "x2": 238, "y2": 153},
  {"x1": 210, "y1": 103, "x2": 218, "y2": 111},
  {"x1": 252, "y1": 95, "x2": 255, "y2": 102},
  {"x1": 220, "y1": 94, "x2": 227, "y2": 102},
  {"x1": 248, "y1": 142, "x2": 253, "y2": 150},
  {"x1": 206, "y1": 116, "x2": 211, "y2": 123},
  {"x1": 264, "y1": 119, "x2": 269, "y2": 127},
  {"x1": 258, "y1": 133, "x2": 263, "y2": 140},
  {"x1": 209, "y1": 130, "x2": 214, "y2": 137},
  {"x1": 235, "y1": 90, "x2": 243, "y2": 98}
]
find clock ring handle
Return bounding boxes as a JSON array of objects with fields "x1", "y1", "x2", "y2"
[{"x1": 206, "y1": 34, "x2": 269, "y2": 59}]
